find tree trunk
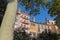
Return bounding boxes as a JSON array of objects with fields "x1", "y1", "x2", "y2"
[{"x1": 0, "y1": 0, "x2": 17, "y2": 40}]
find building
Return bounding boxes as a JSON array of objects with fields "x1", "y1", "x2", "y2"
[
  {"x1": 14, "y1": 8, "x2": 58, "y2": 38},
  {"x1": 27, "y1": 18, "x2": 58, "y2": 38},
  {"x1": 14, "y1": 8, "x2": 30, "y2": 32}
]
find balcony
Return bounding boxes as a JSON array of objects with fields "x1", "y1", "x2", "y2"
[
  {"x1": 21, "y1": 15, "x2": 29, "y2": 20},
  {"x1": 22, "y1": 20, "x2": 30, "y2": 24},
  {"x1": 19, "y1": 24, "x2": 30, "y2": 30}
]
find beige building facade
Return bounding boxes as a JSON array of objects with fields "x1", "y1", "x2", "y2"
[
  {"x1": 14, "y1": 8, "x2": 58, "y2": 38},
  {"x1": 28, "y1": 19, "x2": 58, "y2": 37}
]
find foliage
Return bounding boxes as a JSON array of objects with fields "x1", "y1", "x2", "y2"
[
  {"x1": 18, "y1": 0, "x2": 60, "y2": 27},
  {"x1": 48, "y1": 0, "x2": 60, "y2": 28},
  {"x1": 0, "y1": 0, "x2": 7, "y2": 25},
  {"x1": 18, "y1": 0, "x2": 49, "y2": 16},
  {"x1": 13, "y1": 30, "x2": 30, "y2": 40},
  {"x1": 37, "y1": 29, "x2": 58, "y2": 40}
]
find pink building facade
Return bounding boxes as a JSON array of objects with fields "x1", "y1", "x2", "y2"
[{"x1": 14, "y1": 9, "x2": 30, "y2": 31}]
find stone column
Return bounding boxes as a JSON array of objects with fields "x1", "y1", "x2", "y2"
[{"x1": 0, "y1": 0, "x2": 17, "y2": 40}]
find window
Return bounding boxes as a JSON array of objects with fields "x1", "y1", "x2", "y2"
[
  {"x1": 20, "y1": 14, "x2": 23, "y2": 18},
  {"x1": 15, "y1": 19, "x2": 18, "y2": 22},
  {"x1": 38, "y1": 24, "x2": 40, "y2": 32},
  {"x1": 14, "y1": 25, "x2": 18, "y2": 29},
  {"x1": 22, "y1": 20, "x2": 29, "y2": 24},
  {"x1": 43, "y1": 25, "x2": 46, "y2": 29},
  {"x1": 15, "y1": 22, "x2": 18, "y2": 25},
  {"x1": 24, "y1": 25, "x2": 27, "y2": 28},
  {"x1": 46, "y1": 26, "x2": 49, "y2": 29},
  {"x1": 26, "y1": 16, "x2": 29, "y2": 20},
  {"x1": 31, "y1": 23, "x2": 35, "y2": 26},
  {"x1": 17, "y1": 15, "x2": 20, "y2": 19},
  {"x1": 28, "y1": 17, "x2": 29, "y2": 20}
]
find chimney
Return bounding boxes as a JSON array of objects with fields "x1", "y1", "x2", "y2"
[
  {"x1": 17, "y1": 8, "x2": 21, "y2": 14},
  {"x1": 46, "y1": 18, "x2": 49, "y2": 24}
]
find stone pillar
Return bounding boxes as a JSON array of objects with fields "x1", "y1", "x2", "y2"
[{"x1": 0, "y1": 0, "x2": 17, "y2": 40}]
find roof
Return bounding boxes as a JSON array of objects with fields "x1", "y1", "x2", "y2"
[{"x1": 30, "y1": 20, "x2": 47, "y2": 25}]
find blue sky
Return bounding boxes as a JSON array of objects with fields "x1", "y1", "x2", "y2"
[{"x1": 18, "y1": 1, "x2": 55, "y2": 23}]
